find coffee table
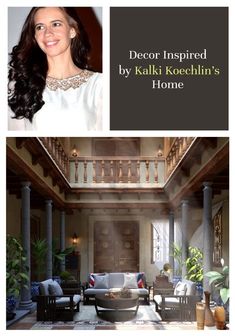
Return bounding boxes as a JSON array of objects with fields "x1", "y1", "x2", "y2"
[{"x1": 95, "y1": 293, "x2": 139, "y2": 317}]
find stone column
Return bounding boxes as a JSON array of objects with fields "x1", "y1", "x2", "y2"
[
  {"x1": 181, "y1": 200, "x2": 189, "y2": 278},
  {"x1": 169, "y1": 210, "x2": 174, "y2": 275},
  {"x1": 46, "y1": 200, "x2": 53, "y2": 279},
  {"x1": 202, "y1": 182, "x2": 213, "y2": 292},
  {"x1": 60, "y1": 210, "x2": 66, "y2": 272},
  {"x1": 19, "y1": 182, "x2": 33, "y2": 310}
]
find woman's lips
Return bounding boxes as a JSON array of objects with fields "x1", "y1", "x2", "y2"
[{"x1": 45, "y1": 40, "x2": 59, "y2": 47}]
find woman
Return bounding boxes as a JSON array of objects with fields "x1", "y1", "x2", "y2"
[{"x1": 8, "y1": 7, "x2": 102, "y2": 131}]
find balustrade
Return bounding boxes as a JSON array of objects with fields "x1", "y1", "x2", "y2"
[
  {"x1": 70, "y1": 157, "x2": 164, "y2": 185},
  {"x1": 165, "y1": 137, "x2": 195, "y2": 177},
  {"x1": 38, "y1": 137, "x2": 194, "y2": 185},
  {"x1": 39, "y1": 137, "x2": 69, "y2": 179}
]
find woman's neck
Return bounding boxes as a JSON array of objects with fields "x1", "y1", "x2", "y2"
[{"x1": 47, "y1": 54, "x2": 81, "y2": 79}]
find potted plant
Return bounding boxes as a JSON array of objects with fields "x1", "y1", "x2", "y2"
[
  {"x1": 31, "y1": 238, "x2": 47, "y2": 300},
  {"x1": 60, "y1": 270, "x2": 73, "y2": 282},
  {"x1": 6, "y1": 235, "x2": 29, "y2": 320},
  {"x1": 170, "y1": 243, "x2": 183, "y2": 285},
  {"x1": 205, "y1": 265, "x2": 229, "y2": 305},
  {"x1": 52, "y1": 239, "x2": 75, "y2": 280},
  {"x1": 185, "y1": 246, "x2": 204, "y2": 296},
  {"x1": 206, "y1": 264, "x2": 229, "y2": 324}
]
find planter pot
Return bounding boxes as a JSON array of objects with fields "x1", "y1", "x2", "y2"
[
  {"x1": 6, "y1": 295, "x2": 17, "y2": 321},
  {"x1": 204, "y1": 291, "x2": 215, "y2": 327},
  {"x1": 52, "y1": 276, "x2": 61, "y2": 284},
  {"x1": 196, "y1": 282, "x2": 203, "y2": 298},
  {"x1": 31, "y1": 281, "x2": 40, "y2": 301},
  {"x1": 172, "y1": 275, "x2": 182, "y2": 287},
  {"x1": 196, "y1": 302, "x2": 205, "y2": 330},
  {"x1": 214, "y1": 306, "x2": 226, "y2": 330}
]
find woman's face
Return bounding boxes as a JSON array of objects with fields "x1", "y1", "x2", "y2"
[{"x1": 34, "y1": 7, "x2": 76, "y2": 58}]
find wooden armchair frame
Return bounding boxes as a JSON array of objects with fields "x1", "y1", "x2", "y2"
[
  {"x1": 37, "y1": 294, "x2": 80, "y2": 321},
  {"x1": 154, "y1": 293, "x2": 201, "y2": 321}
]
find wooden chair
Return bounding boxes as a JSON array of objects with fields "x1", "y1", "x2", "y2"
[
  {"x1": 153, "y1": 279, "x2": 201, "y2": 321},
  {"x1": 37, "y1": 279, "x2": 81, "y2": 321}
]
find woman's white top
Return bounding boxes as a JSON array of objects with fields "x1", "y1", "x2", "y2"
[{"x1": 8, "y1": 70, "x2": 102, "y2": 132}]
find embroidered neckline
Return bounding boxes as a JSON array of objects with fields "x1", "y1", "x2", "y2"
[{"x1": 46, "y1": 69, "x2": 93, "y2": 91}]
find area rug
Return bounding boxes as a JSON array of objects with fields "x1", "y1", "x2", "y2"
[{"x1": 31, "y1": 304, "x2": 165, "y2": 330}]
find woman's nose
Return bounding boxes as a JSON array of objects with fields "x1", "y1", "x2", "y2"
[{"x1": 45, "y1": 26, "x2": 54, "y2": 36}]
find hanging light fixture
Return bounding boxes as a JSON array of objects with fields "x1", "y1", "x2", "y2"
[
  {"x1": 72, "y1": 232, "x2": 78, "y2": 244},
  {"x1": 72, "y1": 145, "x2": 78, "y2": 157},
  {"x1": 157, "y1": 144, "x2": 163, "y2": 157}
]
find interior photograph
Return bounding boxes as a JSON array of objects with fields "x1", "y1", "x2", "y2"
[{"x1": 6, "y1": 136, "x2": 229, "y2": 330}]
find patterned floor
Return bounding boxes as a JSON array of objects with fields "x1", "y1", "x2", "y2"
[{"x1": 7, "y1": 303, "x2": 219, "y2": 330}]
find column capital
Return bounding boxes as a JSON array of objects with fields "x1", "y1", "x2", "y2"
[
  {"x1": 45, "y1": 199, "x2": 53, "y2": 205},
  {"x1": 203, "y1": 182, "x2": 213, "y2": 188},
  {"x1": 181, "y1": 199, "x2": 189, "y2": 206},
  {"x1": 169, "y1": 209, "x2": 174, "y2": 215},
  {"x1": 21, "y1": 181, "x2": 31, "y2": 188}
]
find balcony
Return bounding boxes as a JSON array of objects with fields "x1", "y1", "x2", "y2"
[
  {"x1": 69, "y1": 156, "x2": 165, "y2": 188},
  {"x1": 38, "y1": 137, "x2": 196, "y2": 189}
]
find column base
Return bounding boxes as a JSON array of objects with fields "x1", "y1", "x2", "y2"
[{"x1": 19, "y1": 300, "x2": 36, "y2": 312}]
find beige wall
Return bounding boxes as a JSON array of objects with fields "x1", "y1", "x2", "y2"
[
  {"x1": 69, "y1": 137, "x2": 164, "y2": 157},
  {"x1": 7, "y1": 192, "x2": 21, "y2": 238},
  {"x1": 7, "y1": 193, "x2": 229, "y2": 283}
]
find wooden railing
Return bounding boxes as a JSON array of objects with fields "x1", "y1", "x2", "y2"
[
  {"x1": 165, "y1": 137, "x2": 195, "y2": 177},
  {"x1": 70, "y1": 157, "x2": 164, "y2": 185},
  {"x1": 38, "y1": 137, "x2": 194, "y2": 186},
  {"x1": 39, "y1": 137, "x2": 69, "y2": 179}
]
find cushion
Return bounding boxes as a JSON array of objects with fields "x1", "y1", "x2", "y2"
[
  {"x1": 109, "y1": 273, "x2": 125, "y2": 288},
  {"x1": 56, "y1": 294, "x2": 81, "y2": 308},
  {"x1": 123, "y1": 273, "x2": 138, "y2": 289},
  {"x1": 136, "y1": 272, "x2": 145, "y2": 288},
  {"x1": 94, "y1": 274, "x2": 109, "y2": 289},
  {"x1": 39, "y1": 279, "x2": 54, "y2": 296},
  {"x1": 183, "y1": 279, "x2": 196, "y2": 295},
  {"x1": 88, "y1": 273, "x2": 106, "y2": 288},
  {"x1": 48, "y1": 281, "x2": 63, "y2": 296},
  {"x1": 174, "y1": 281, "x2": 187, "y2": 295},
  {"x1": 88, "y1": 273, "x2": 96, "y2": 288}
]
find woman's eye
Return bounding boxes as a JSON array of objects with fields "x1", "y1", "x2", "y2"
[
  {"x1": 52, "y1": 22, "x2": 62, "y2": 27},
  {"x1": 35, "y1": 25, "x2": 45, "y2": 31}
]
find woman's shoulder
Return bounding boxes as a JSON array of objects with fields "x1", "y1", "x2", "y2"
[
  {"x1": 81, "y1": 70, "x2": 102, "y2": 95},
  {"x1": 86, "y1": 70, "x2": 102, "y2": 84}
]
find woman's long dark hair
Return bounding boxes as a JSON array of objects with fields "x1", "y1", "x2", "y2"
[{"x1": 8, "y1": 7, "x2": 91, "y2": 121}]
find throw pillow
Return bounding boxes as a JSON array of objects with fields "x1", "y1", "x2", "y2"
[
  {"x1": 136, "y1": 272, "x2": 145, "y2": 288},
  {"x1": 94, "y1": 274, "x2": 109, "y2": 289},
  {"x1": 174, "y1": 281, "x2": 187, "y2": 295},
  {"x1": 88, "y1": 273, "x2": 106, "y2": 287},
  {"x1": 48, "y1": 281, "x2": 63, "y2": 296},
  {"x1": 123, "y1": 273, "x2": 138, "y2": 289},
  {"x1": 88, "y1": 273, "x2": 96, "y2": 288}
]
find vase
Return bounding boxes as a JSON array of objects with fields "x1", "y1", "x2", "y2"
[
  {"x1": 196, "y1": 302, "x2": 205, "y2": 329},
  {"x1": 204, "y1": 291, "x2": 215, "y2": 327},
  {"x1": 31, "y1": 281, "x2": 40, "y2": 302},
  {"x1": 214, "y1": 306, "x2": 226, "y2": 330},
  {"x1": 6, "y1": 295, "x2": 17, "y2": 321}
]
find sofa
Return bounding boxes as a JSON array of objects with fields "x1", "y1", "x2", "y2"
[
  {"x1": 37, "y1": 279, "x2": 81, "y2": 321},
  {"x1": 153, "y1": 279, "x2": 201, "y2": 321},
  {"x1": 84, "y1": 272, "x2": 150, "y2": 304}
]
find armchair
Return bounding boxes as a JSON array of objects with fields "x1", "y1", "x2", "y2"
[
  {"x1": 37, "y1": 279, "x2": 81, "y2": 321},
  {"x1": 153, "y1": 279, "x2": 201, "y2": 321}
]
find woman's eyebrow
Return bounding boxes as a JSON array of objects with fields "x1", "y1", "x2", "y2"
[{"x1": 35, "y1": 19, "x2": 64, "y2": 26}]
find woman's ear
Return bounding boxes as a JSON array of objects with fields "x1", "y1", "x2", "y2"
[{"x1": 70, "y1": 28, "x2": 76, "y2": 39}]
